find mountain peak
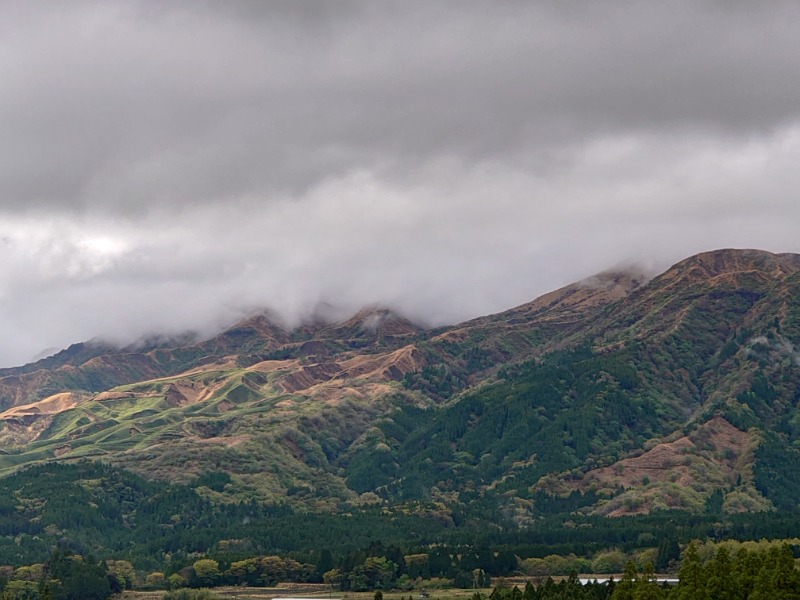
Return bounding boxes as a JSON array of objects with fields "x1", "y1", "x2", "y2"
[
  {"x1": 320, "y1": 305, "x2": 422, "y2": 339},
  {"x1": 667, "y1": 248, "x2": 800, "y2": 281},
  {"x1": 497, "y1": 268, "x2": 649, "y2": 325}
]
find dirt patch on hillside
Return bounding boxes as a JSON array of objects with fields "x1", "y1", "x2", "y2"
[
  {"x1": 563, "y1": 417, "x2": 751, "y2": 514},
  {"x1": 247, "y1": 359, "x2": 297, "y2": 373},
  {"x1": 94, "y1": 391, "x2": 137, "y2": 402},
  {"x1": 167, "y1": 380, "x2": 218, "y2": 406},
  {"x1": 275, "y1": 344, "x2": 424, "y2": 394},
  {"x1": 339, "y1": 345, "x2": 424, "y2": 382},
  {"x1": 163, "y1": 376, "x2": 236, "y2": 407},
  {"x1": 431, "y1": 327, "x2": 468, "y2": 343},
  {"x1": 192, "y1": 434, "x2": 249, "y2": 447},
  {"x1": 0, "y1": 392, "x2": 88, "y2": 420},
  {"x1": 153, "y1": 357, "x2": 240, "y2": 379},
  {"x1": 164, "y1": 384, "x2": 189, "y2": 407},
  {"x1": 216, "y1": 399, "x2": 235, "y2": 412},
  {"x1": 54, "y1": 444, "x2": 72, "y2": 457},
  {"x1": 322, "y1": 383, "x2": 396, "y2": 405},
  {"x1": 279, "y1": 362, "x2": 343, "y2": 393}
]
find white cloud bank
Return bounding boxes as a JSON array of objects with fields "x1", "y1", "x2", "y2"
[{"x1": 1, "y1": 1, "x2": 800, "y2": 366}]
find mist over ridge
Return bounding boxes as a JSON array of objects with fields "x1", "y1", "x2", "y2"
[{"x1": 2, "y1": 1, "x2": 800, "y2": 366}]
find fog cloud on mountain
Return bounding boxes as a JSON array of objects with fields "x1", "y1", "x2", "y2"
[{"x1": 2, "y1": 1, "x2": 800, "y2": 366}]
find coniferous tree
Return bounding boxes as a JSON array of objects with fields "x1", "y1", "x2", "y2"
[
  {"x1": 611, "y1": 562, "x2": 637, "y2": 600},
  {"x1": 675, "y1": 543, "x2": 706, "y2": 600},
  {"x1": 43, "y1": 551, "x2": 111, "y2": 600},
  {"x1": 522, "y1": 581, "x2": 536, "y2": 600},
  {"x1": 751, "y1": 544, "x2": 800, "y2": 600},
  {"x1": 705, "y1": 547, "x2": 734, "y2": 600},
  {"x1": 632, "y1": 562, "x2": 663, "y2": 600}
]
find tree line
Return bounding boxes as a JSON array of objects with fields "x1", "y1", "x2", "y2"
[{"x1": 3, "y1": 541, "x2": 800, "y2": 599}]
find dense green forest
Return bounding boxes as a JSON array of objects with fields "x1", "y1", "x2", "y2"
[
  {"x1": 4, "y1": 462, "x2": 800, "y2": 570},
  {"x1": 354, "y1": 347, "x2": 662, "y2": 501},
  {"x1": 1, "y1": 463, "x2": 800, "y2": 599},
  {"x1": 351, "y1": 339, "x2": 800, "y2": 514}
]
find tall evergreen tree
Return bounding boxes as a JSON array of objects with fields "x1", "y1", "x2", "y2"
[{"x1": 675, "y1": 543, "x2": 706, "y2": 600}]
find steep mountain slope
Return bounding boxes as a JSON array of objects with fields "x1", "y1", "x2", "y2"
[
  {"x1": 0, "y1": 272, "x2": 643, "y2": 509},
  {"x1": 0, "y1": 249, "x2": 798, "y2": 520},
  {"x1": 345, "y1": 249, "x2": 800, "y2": 516},
  {"x1": 0, "y1": 308, "x2": 432, "y2": 505}
]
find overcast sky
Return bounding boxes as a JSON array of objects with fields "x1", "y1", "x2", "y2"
[{"x1": 1, "y1": 1, "x2": 800, "y2": 366}]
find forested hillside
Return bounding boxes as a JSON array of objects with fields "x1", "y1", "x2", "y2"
[{"x1": 0, "y1": 249, "x2": 799, "y2": 560}]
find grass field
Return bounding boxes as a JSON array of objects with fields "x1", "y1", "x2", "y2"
[{"x1": 122, "y1": 585, "x2": 495, "y2": 600}]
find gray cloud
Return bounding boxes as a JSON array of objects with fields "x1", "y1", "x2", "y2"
[{"x1": 1, "y1": 1, "x2": 800, "y2": 366}]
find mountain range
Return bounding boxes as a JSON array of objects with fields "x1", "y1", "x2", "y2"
[{"x1": 1, "y1": 248, "x2": 799, "y2": 521}]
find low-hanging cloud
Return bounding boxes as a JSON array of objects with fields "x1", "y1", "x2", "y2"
[{"x1": 1, "y1": 1, "x2": 800, "y2": 366}]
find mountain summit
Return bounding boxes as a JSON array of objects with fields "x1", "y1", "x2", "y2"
[{"x1": 0, "y1": 248, "x2": 799, "y2": 517}]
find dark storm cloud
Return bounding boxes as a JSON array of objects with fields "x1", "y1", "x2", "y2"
[
  {"x1": 1, "y1": 1, "x2": 800, "y2": 366},
  {"x1": 3, "y1": 0, "x2": 800, "y2": 213}
]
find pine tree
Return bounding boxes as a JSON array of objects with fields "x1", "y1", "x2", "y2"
[
  {"x1": 633, "y1": 562, "x2": 664, "y2": 600},
  {"x1": 675, "y1": 543, "x2": 707, "y2": 600},
  {"x1": 611, "y1": 561, "x2": 637, "y2": 600},
  {"x1": 705, "y1": 547, "x2": 734, "y2": 600}
]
